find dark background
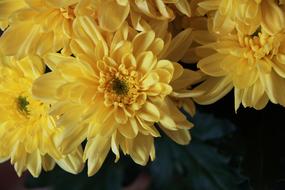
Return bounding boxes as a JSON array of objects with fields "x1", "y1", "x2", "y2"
[{"x1": 199, "y1": 92, "x2": 285, "y2": 190}]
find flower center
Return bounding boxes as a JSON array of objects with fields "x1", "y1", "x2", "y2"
[
  {"x1": 104, "y1": 73, "x2": 139, "y2": 106},
  {"x1": 17, "y1": 96, "x2": 30, "y2": 116},
  {"x1": 111, "y1": 78, "x2": 129, "y2": 95},
  {"x1": 98, "y1": 62, "x2": 142, "y2": 107},
  {"x1": 239, "y1": 28, "x2": 280, "y2": 60}
]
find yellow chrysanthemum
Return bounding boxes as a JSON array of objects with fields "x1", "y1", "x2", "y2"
[
  {"x1": 0, "y1": 0, "x2": 192, "y2": 60},
  {"x1": 32, "y1": 16, "x2": 199, "y2": 176},
  {"x1": 0, "y1": 0, "x2": 79, "y2": 59},
  {"x1": 191, "y1": 24, "x2": 285, "y2": 110},
  {"x1": 197, "y1": 0, "x2": 285, "y2": 35},
  {"x1": 0, "y1": 55, "x2": 83, "y2": 177}
]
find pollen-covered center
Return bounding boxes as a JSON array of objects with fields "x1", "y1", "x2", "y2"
[
  {"x1": 98, "y1": 63, "x2": 142, "y2": 107},
  {"x1": 17, "y1": 96, "x2": 30, "y2": 116},
  {"x1": 111, "y1": 78, "x2": 129, "y2": 95},
  {"x1": 239, "y1": 28, "x2": 281, "y2": 60}
]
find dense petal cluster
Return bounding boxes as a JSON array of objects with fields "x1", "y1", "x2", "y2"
[
  {"x1": 197, "y1": 0, "x2": 285, "y2": 35},
  {"x1": 32, "y1": 16, "x2": 198, "y2": 176},
  {"x1": 1, "y1": 0, "x2": 284, "y2": 177},
  {"x1": 0, "y1": 0, "x2": 80, "y2": 59},
  {"x1": 0, "y1": 55, "x2": 83, "y2": 177},
  {"x1": 191, "y1": 0, "x2": 285, "y2": 110}
]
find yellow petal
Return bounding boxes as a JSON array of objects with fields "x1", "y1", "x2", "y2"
[
  {"x1": 175, "y1": 0, "x2": 191, "y2": 17},
  {"x1": 0, "y1": 0, "x2": 27, "y2": 29},
  {"x1": 259, "y1": 70, "x2": 285, "y2": 106},
  {"x1": 118, "y1": 118, "x2": 139, "y2": 139},
  {"x1": 73, "y1": 16, "x2": 108, "y2": 57},
  {"x1": 56, "y1": 147, "x2": 84, "y2": 175},
  {"x1": 198, "y1": 53, "x2": 227, "y2": 77},
  {"x1": 212, "y1": 12, "x2": 235, "y2": 34},
  {"x1": 97, "y1": 1, "x2": 130, "y2": 32},
  {"x1": 132, "y1": 31, "x2": 155, "y2": 56},
  {"x1": 42, "y1": 155, "x2": 56, "y2": 172},
  {"x1": 261, "y1": 0, "x2": 285, "y2": 35},
  {"x1": 17, "y1": 55, "x2": 45, "y2": 79},
  {"x1": 46, "y1": 0, "x2": 78, "y2": 7},
  {"x1": 129, "y1": 134, "x2": 154, "y2": 166},
  {"x1": 32, "y1": 72, "x2": 65, "y2": 102},
  {"x1": 272, "y1": 55, "x2": 285, "y2": 78},
  {"x1": 55, "y1": 123, "x2": 88, "y2": 155},
  {"x1": 115, "y1": 107, "x2": 128, "y2": 124},
  {"x1": 84, "y1": 136, "x2": 111, "y2": 176},
  {"x1": 235, "y1": 78, "x2": 267, "y2": 110},
  {"x1": 141, "y1": 72, "x2": 160, "y2": 89},
  {"x1": 44, "y1": 53, "x2": 77, "y2": 70},
  {"x1": 137, "y1": 51, "x2": 156, "y2": 76},
  {"x1": 0, "y1": 22, "x2": 42, "y2": 59},
  {"x1": 111, "y1": 132, "x2": 120, "y2": 162},
  {"x1": 111, "y1": 41, "x2": 133, "y2": 63},
  {"x1": 193, "y1": 76, "x2": 233, "y2": 105},
  {"x1": 163, "y1": 28, "x2": 192, "y2": 62},
  {"x1": 137, "y1": 102, "x2": 160, "y2": 122},
  {"x1": 171, "y1": 69, "x2": 204, "y2": 91},
  {"x1": 161, "y1": 128, "x2": 191, "y2": 145}
]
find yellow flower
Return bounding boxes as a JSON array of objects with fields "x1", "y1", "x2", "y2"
[
  {"x1": 32, "y1": 16, "x2": 197, "y2": 176},
  {"x1": 83, "y1": 0, "x2": 192, "y2": 32},
  {"x1": 191, "y1": 25, "x2": 285, "y2": 110},
  {"x1": 0, "y1": 0, "x2": 79, "y2": 59},
  {"x1": 197, "y1": 0, "x2": 285, "y2": 35},
  {"x1": 0, "y1": 55, "x2": 84, "y2": 177},
  {"x1": 0, "y1": 0, "x2": 193, "y2": 60}
]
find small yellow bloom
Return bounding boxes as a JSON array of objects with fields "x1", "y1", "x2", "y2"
[
  {"x1": 191, "y1": 25, "x2": 285, "y2": 110},
  {"x1": 32, "y1": 16, "x2": 197, "y2": 176},
  {"x1": 0, "y1": 55, "x2": 84, "y2": 177}
]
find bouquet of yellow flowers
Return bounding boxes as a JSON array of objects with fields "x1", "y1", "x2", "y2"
[{"x1": 0, "y1": 1, "x2": 285, "y2": 189}]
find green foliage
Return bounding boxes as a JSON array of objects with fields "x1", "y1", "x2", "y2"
[
  {"x1": 150, "y1": 112, "x2": 251, "y2": 190},
  {"x1": 25, "y1": 112, "x2": 252, "y2": 190}
]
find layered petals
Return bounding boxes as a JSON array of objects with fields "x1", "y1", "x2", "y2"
[
  {"x1": 0, "y1": 55, "x2": 84, "y2": 177},
  {"x1": 32, "y1": 16, "x2": 197, "y2": 175}
]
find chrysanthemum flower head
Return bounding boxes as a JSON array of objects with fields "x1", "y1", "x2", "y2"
[
  {"x1": 0, "y1": 0, "x2": 81, "y2": 59},
  {"x1": 191, "y1": 23, "x2": 285, "y2": 110},
  {"x1": 197, "y1": 0, "x2": 285, "y2": 35},
  {"x1": 0, "y1": 55, "x2": 84, "y2": 177},
  {"x1": 32, "y1": 16, "x2": 199, "y2": 176},
  {"x1": 0, "y1": 0, "x2": 194, "y2": 60}
]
